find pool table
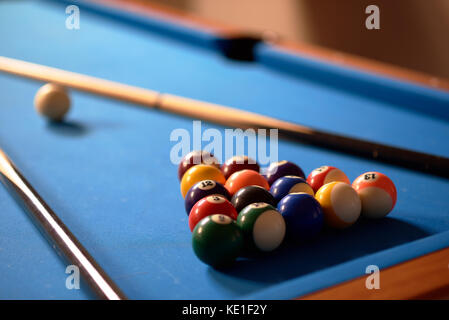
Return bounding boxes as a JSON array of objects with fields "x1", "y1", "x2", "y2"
[{"x1": 0, "y1": 0, "x2": 449, "y2": 300}]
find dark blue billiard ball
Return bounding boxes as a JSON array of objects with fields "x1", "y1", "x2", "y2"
[
  {"x1": 185, "y1": 180, "x2": 230, "y2": 215},
  {"x1": 265, "y1": 161, "x2": 305, "y2": 185},
  {"x1": 270, "y1": 176, "x2": 314, "y2": 204},
  {"x1": 277, "y1": 193, "x2": 323, "y2": 241}
]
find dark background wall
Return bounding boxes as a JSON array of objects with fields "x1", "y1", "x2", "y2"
[{"x1": 145, "y1": 0, "x2": 449, "y2": 79}]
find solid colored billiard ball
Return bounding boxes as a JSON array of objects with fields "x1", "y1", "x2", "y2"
[
  {"x1": 178, "y1": 150, "x2": 220, "y2": 181},
  {"x1": 184, "y1": 180, "x2": 230, "y2": 215},
  {"x1": 307, "y1": 166, "x2": 350, "y2": 192},
  {"x1": 221, "y1": 155, "x2": 260, "y2": 180},
  {"x1": 277, "y1": 193, "x2": 324, "y2": 241},
  {"x1": 270, "y1": 175, "x2": 314, "y2": 204},
  {"x1": 315, "y1": 181, "x2": 361, "y2": 229},
  {"x1": 189, "y1": 195, "x2": 238, "y2": 231},
  {"x1": 352, "y1": 172, "x2": 397, "y2": 218},
  {"x1": 192, "y1": 214, "x2": 244, "y2": 267},
  {"x1": 34, "y1": 83, "x2": 71, "y2": 121},
  {"x1": 180, "y1": 164, "x2": 226, "y2": 198},
  {"x1": 265, "y1": 161, "x2": 305, "y2": 185},
  {"x1": 237, "y1": 202, "x2": 285, "y2": 252},
  {"x1": 225, "y1": 169, "x2": 269, "y2": 196},
  {"x1": 231, "y1": 185, "x2": 276, "y2": 213}
]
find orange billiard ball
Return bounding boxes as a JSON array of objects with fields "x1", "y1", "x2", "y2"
[
  {"x1": 352, "y1": 172, "x2": 397, "y2": 218},
  {"x1": 225, "y1": 169, "x2": 269, "y2": 196}
]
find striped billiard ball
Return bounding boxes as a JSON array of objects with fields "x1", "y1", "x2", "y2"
[
  {"x1": 237, "y1": 202, "x2": 286, "y2": 252},
  {"x1": 270, "y1": 175, "x2": 314, "y2": 204},
  {"x1": 315, "y1": 182, "x2": 361, "y2": 229},
  {"x1": 307, "y1": 166, "x2": 350, "y2": 193},
  {"x1": 352, "y1": 172, "x2": 397, "y2": 219}
]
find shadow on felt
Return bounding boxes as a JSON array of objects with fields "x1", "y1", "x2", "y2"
[
  {"x1": 209, "y1": 216, "x2": 429, "y2": 284},
  {"x1": 46, "y1": 120, "x2": 89, "y2": 137}
]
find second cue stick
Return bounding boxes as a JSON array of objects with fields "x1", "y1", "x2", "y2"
[
  {"x1": 0, "y1": 56, "x2": 448, "y2": 178},
  {"x1": 0, "y1": 149, "x2": 127, "y2": 300}
]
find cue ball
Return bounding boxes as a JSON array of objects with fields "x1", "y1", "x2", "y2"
[
  {"x1": 307, "y1": 166, "x2": 350, "y2": 193},
  {"x1": 270, "y1": 175, "x2": 314, "y2": 204},
  {"x1": 352, "y1": 172, "x2": 397, "y2": 218},
  {"x1": 192, "y1": 214, "x2": 244, "y2": 267},
  {"x1": 34, "y1": 83, "x2": 70, "y2": 121},
  {"x1": 277, "y1": 193, "x2": 324, "y2": 241},
  {"x1": 237, "y1": 202, "x2": 285, "y2": 252},
  {"x1": 315, "y1": 181, "x2": 361, "y2": 229},
  {"x1": 180, "y1": 164, "x2": 226, "y2": 198},
  {"x1": 188, "y1": 195, "x2": 238, "y2": 231},
  {"x1": 184, "y1": 180, "x2": 230, "y2": 215}
]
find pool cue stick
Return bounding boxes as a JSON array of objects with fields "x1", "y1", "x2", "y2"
[
  {"x1": 0, "y1": 56, "x2": 448, "y2": 178},
  {"x1": 0, "y1": 149, "x2": 127, "y2": 300}
]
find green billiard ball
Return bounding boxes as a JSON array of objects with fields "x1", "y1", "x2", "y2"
[
  {"x1": 192, "y1": 214, "x2": 243, "y2": 267},
  {"x1": 237, "y1": 202, "x2": 286, "y2": 252}
]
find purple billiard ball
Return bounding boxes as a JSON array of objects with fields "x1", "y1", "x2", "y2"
[
  {"x1": 277, "y1": 193, "x2": 323, "y2": 241},
  {"x1": 266, "y1": 161, "x2": 305, "y2": 185},
  {"x1": 184, "y1": 180, "x2": 230, "y2": 215}
]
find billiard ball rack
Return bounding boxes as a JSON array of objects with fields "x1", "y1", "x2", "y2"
[{"x1": 0, "y1": 55, "x2": 448, "y2": 179}]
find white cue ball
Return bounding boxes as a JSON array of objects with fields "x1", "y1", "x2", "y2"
[{"x1": 34, "y1": 83, "x2": 71, "y2": 121}]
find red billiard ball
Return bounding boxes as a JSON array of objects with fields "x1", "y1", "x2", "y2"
[
  {"x1": 188, "y1": 195, "x2": 238, "y2": 231},
  {"x1": 221, "y1": 155, "x2": 260, "y2": 180},
  {"x1": 178, "y1": 150, "x2": 220, "y2": 181},
  {"x1": 352, "y1": 172, "x2": 397, "y2": 218},
  {"x1": 307, "y1": 166, "x2": 350, "y2": 192}
]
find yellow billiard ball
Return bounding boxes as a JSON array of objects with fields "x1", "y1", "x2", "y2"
[
  {"x1": 34, "y1": 83, "x2": 71, "y2": 121},
  {"x1": 180, "y1": 164, "x2": 226, "y2": 198},
  {"x1": 315, "y1": 181, "x2": 361, "y2": 229}
]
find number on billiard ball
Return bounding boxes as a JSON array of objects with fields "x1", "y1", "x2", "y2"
[
  {"x1": 188, "y1": 195, "x2": 237, "y2": 231},
  {"x1": 184, "y1": 179, "x2": 230, "y2": 215},
  {"x1": 352, "y1": 172, "x2": 397, "y2": 218}
]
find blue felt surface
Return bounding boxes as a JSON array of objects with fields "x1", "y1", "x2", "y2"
[{"x1": 0, "y1": 0, "x2": 448, "y2": 299}]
